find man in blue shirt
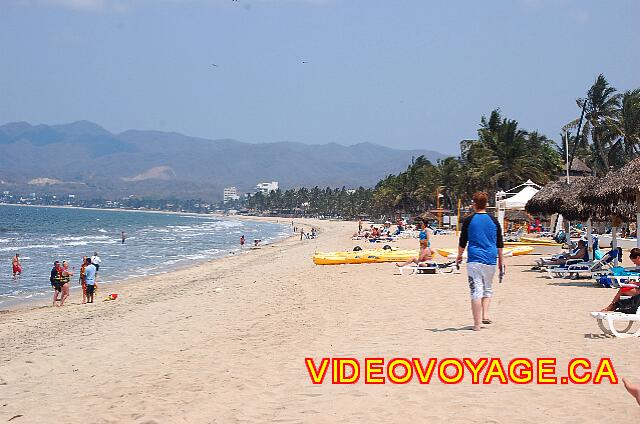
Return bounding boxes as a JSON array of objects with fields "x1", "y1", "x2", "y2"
[
  {"x1": 84, "y1": 257, "x2": 97, "y2": 303},
  {"x1": 457, "y1": 192, "x2": 504, "y2": 331}
]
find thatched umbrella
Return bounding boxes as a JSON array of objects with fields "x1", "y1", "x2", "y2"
[
  {"x1": 505, "y1": 210, "x2": 532, "y2": 222},
  {"x1": 526, "y1": 177, "x2": 602, "y2": 259},
  {"x1": 581, "y1": 157, "x2": 640, "y2": 248},
  {"x1": 525, "y1": 180, "x2": 568, "y2": 216}
]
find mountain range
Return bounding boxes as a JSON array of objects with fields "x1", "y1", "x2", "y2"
[{"x1": 0, "y1": 121, "x2": 447, "y2": 200}]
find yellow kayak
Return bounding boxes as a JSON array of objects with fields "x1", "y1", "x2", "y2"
[
  {"x1": 313, "y1": 250, "x2": 420, "y2": 265},
  {"x1": 519, "y1": 236, "x2": 558, "y2": 245},
  {"x1": 314, "y1": 249, "x2": 417, "y2": 258},
  {"x1": 436, "y1": 246, "x2": 534, "y2": 258},
  {"x1": 504, "y1": 241, "x2": 562, "y2": 247}
]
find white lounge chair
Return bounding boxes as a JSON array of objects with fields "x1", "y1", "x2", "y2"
[
  {"x1": 590, "y1": 309, "x2": 640, "y2": 338},
  {"x1": 396, "y1": 261, "x2": 455, "y2": 275},
  {"x1": 591, "y1": 281, "x2": 640, "y2": 338},
  {"x1": 546, "y1": 249, "x2": 618, "y2": 279}
]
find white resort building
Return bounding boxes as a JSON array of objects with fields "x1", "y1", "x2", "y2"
[
  {"x1": 223, "y1": 187, "x2": 240, "y2": 203},
  {"x1": 256, "y1": 181, "x2": 279, "y2": 194}
]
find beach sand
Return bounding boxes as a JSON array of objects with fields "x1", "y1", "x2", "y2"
[{"x1": 1, "y1": 218, "x2": 639, "y2": 423}]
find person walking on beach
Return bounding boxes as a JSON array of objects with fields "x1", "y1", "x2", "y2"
[
  {"x1": 12, "y1": 253, "x2": 22, "y2": 277},
  {"x1": 457, "y1": 192, "x2": 504, "y2": 331},
  {"x1": 240, "y1": 235, "x2": 245, "y2": 249},
  {"x1": 91, "y1": 252, "x2": 102, "y2": 273},
  {"x1": 60, "y1": 260, "x2": 73, "y2": 307},
  {"x1": 300, "y1": 228, "x2": 304, "y2": 241},
  {"x1": 50, "y1": 261, "x2": 63, "y2": 306},
  {"x1": 79, "y1": 256, "x2": 88, "y2": 304},
  {"x1": 84, "y1": 257, "x2": 97, "y2": 304}
]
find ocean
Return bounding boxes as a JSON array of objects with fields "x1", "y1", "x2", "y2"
[{"x1": 0, "y1": 205, "x2": 291, "y2": 307}]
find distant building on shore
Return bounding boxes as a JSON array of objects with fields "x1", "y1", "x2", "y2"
[
  {"x1": 256, "y1": 181, "x2": 278, "y2": 194},
  {"x1": 223, "y1": 187, "x2": 240, "y2": 203}
]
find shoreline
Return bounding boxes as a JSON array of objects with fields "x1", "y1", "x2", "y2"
[{"x1": 0, "y1": 212, "x2": 309, "y2": 315}]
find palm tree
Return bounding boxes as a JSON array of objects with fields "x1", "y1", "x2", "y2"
[{"x1": 567, "y1": 74, "x2": 621, "y2": 174}]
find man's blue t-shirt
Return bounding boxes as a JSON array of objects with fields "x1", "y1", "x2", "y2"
[
  {"x1": 85, "y1": 264, "x2": 96, "y2": 285},
  {"x1": 458, "y1": 213, "x2": 504, "y2": 265}
]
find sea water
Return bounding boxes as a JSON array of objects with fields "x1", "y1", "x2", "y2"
[{"x1": 0, "y1": 205, "x2": 291, "y2": 306}]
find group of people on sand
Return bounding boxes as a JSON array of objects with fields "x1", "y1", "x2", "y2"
[
  {"x1": 354, "y1": 219, "x2": 406, "y2": 241},
  {"x1": 50, "y1": 252, "x2": 101, "y2": 306}
]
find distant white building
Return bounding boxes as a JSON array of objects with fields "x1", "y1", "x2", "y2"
[
  {"x1": 223, "y1": 187, "x2": 240, "y2": 203},
  {"x1": 256, "y1": 181, "x2": 278, "y2": 194}
]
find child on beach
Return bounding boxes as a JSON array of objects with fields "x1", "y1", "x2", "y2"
[{"x1": 79, "y1": 256, "x2": 88, "y2": 304}]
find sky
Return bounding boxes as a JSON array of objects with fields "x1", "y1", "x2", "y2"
[{"x1": 0, "y1": 0, "x2": 638, "y2": 155}]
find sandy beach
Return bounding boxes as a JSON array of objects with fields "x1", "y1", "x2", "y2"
[{"x1": 1, "y1": 217, "x2": 639, "y2": 423}]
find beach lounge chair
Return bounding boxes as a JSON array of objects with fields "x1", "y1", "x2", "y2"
[
  {"x1": 595, "y1": 267, "x2": 640, "y2": 288},
  {"x1": 546, "y1": 248, "x2": 620, "y2": 280},
  {"x1": 590, "y1": 293, "x2": 640, "y2": 338},
  {"x1": 396, "y1": 261, "x2": 456, "y2": 275}
]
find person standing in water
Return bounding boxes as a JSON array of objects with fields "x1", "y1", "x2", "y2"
[
  {"x1": 457, "y1": 192, "x2": 504, "y2": 331},
  {"x1": 91, "y1": 252, "x2": 102, "y2": 273},
  {"x1": 240, "y1": 235, "x2": 245, "y2": 249},
  {"x1": 12, "y1": 253, "x2": 22, "y2": 277},
  {"x1": 121, "y1": 231, "x2": 126, "y2": 244}
]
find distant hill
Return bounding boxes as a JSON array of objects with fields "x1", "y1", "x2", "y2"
[{"x1": 0, "y1": 121, "x2": 448, "y2": 200}]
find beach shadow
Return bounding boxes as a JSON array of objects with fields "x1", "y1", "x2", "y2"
[
  {"x1": 584, "y1": 333, "x2": 615, "y2": 339},
  {"x1": 427, "y1": 326, "x2": 477, "y2": 332},
  {"x1": 547, "y1": 281, "x2": 600, "y2": 288}
]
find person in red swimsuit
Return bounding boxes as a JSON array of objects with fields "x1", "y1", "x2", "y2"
[
  {"x1": 12, "y1": 253, "x2": 22, "y2": 277},
  {"x1": 601, "y1": 248, "x2": 640, "y2": 311}
]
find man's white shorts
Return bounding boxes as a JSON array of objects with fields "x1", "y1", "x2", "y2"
[{"x1": 467, "y1": 262, "x2": 496, "y2": 299}]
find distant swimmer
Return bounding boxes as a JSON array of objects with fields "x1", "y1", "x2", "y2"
[
  {"x1": 240, "y1": 235, "x2": 245, "y2": 248},
  {"x1": 121, "y1": 231, "x2": 126, "y2": 244},
  {"x1": 12, "y1": 253, "x2": 22, "y2": 277}
]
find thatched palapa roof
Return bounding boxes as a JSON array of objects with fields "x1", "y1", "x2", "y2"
[
  {"x1": 505, "y1": 210, "x2": 532, "y2": 222},
  {"x1": 525, "y1": 177, "x2": 609, "y2": 222},
  {"x1": 581, "y1": 157, "x2": 640, "y2": 204},
  {"x1": 524, "y1": 180, "x2": 568, "y2": 216}
]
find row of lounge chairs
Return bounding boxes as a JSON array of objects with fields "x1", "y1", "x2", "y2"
[{"x1": 534, "y1": 246, "x2": 640, "y2": 337}]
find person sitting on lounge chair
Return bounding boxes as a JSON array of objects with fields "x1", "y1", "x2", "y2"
[
  {"x1": 396, "y1": 238, "x2": 433, "y2": 268},
  {"x1": 599, "y1": 249, "x2": 640, "y2": 311},
  {"x1": 534, "y1": 239, "x2": 588, "y2": 268}
]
